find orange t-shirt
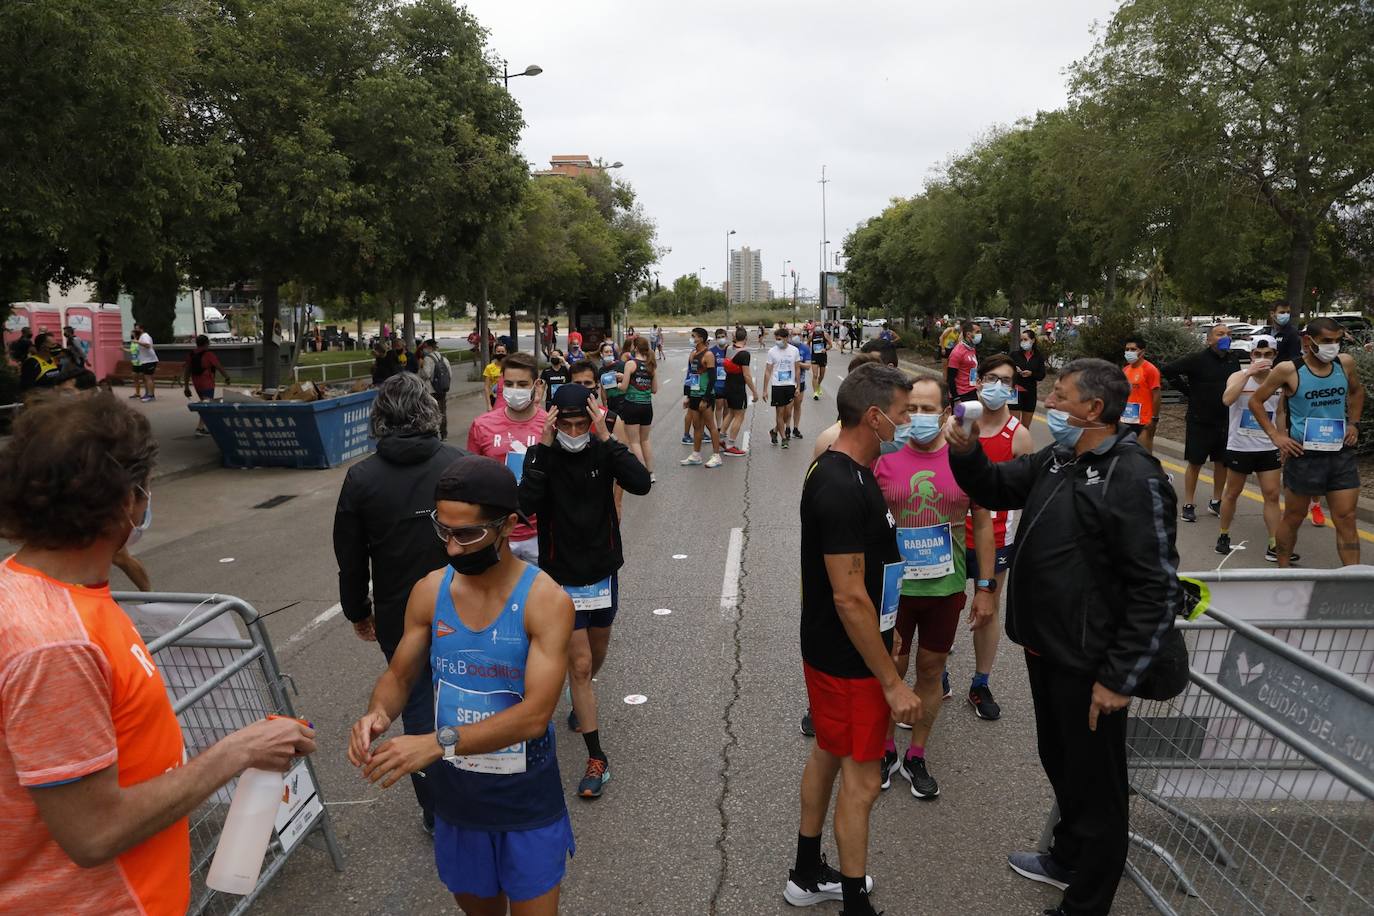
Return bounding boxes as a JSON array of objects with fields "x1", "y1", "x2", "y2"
[
  {"x1": 0, "y1": 556, "x2": 189, "y2": 915},
  {"x1": 1123, "y1": 359, "x2": 1162, "y2": 426}
]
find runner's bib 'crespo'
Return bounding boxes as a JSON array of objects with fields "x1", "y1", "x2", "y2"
[{"x1": 430, "y1": 564, "x2": 565, "y2": 831}]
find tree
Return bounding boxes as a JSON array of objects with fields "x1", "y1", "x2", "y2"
[{"x1": 1074, "y1": 0, "x2": 1374, "y2": 313}]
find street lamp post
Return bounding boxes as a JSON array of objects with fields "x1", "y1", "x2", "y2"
[
  {"x1": 496, "y1": 59, "x2": 542, "y2": 351},
  {"x1": 724, "y1": 228, "x2": 736, "y2": 327},
  {"x1": 818, "y1": 165, "x2": 830, "y2": 272}
]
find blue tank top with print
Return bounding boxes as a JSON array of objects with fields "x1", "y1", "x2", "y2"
[
  {"x1": 430, "y1": 563, "x2": 565, "y2": 831},
  {"x1": 1288, "y1": 359, "x2": 1347, "y2": 440}
]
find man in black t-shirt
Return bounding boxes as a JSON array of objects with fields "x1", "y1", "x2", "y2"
[
  {"x1": 720, "y1": 328, "x2": 757, "y2": 456},
  {"x1": 540, "y1": 349, "x2": 571, "y2": 409},
  {"x1": 784, "y1": 363, "x2": 921, "y2": 916}
]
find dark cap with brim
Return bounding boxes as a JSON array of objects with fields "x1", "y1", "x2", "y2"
[
  {"x1": 550, "y1": 382, "x2": 593, "y2": 417},
  {"x1": 434, "y1": 454, "x2": 528, "y2": 522}
]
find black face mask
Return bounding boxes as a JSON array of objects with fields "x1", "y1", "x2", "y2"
[{"x1": 448, "y1": 541, "x2": 502, "y2": 576}]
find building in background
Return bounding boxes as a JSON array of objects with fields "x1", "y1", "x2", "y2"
[
  {"x1": 729, "y1": 246, "x2": 770, "y2": 304},
  {"x1": 533, "y1": 154, "x2": 599, "y2": 178}
]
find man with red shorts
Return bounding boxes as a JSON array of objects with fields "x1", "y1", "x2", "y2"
[
  {"x1": 873, "y1": 376, "x2": 995, "y2": 800},
  {"x1": 786, "y1": 364, "x2": 921, "y2": 916}
]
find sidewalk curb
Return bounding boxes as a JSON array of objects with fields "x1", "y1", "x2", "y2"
[{"x1": 897, "y1": 357, "x2": 1374, "y2": 527}]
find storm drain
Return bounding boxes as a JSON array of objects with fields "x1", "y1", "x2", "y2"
[{"x1": 252, "y1": 494, "x2": 298, "y2": 510}]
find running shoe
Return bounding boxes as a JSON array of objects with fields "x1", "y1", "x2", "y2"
[
  {"x1": 650, "y1": 473, "x2": 657, "y2": 484},
  {"x1": 1207, "y1": 499, "x2": 1222, "y2": 518},
  {"x1": 792, "y1": 427, "x2": 804, "y2": 439},
  {"x1": 816, "y1": 386, "x2": 823, "y2": 398},
  {"x1": 785, "y1": 427, "x2": 793, "y2": 438},
  {"x1": 780, "y1": 438, "x2": 789, "y2": 449},
  {"x1": 577, "y1": 757, "x2": 610, "y2": 799},
  {"x1": 783, "y1": 854, "x2": 873, "y2": 907},
  {"x1": 703, "y1": 429, "x2": 712, "y2": 442},
  {"x1": 1181, "y1": 503, "x2": 1197, "y2": 523},
  {"x1": 724, "y1": 446, "x2": 747, "y2": 457},
  {"x1": 1007, "y1": 851, "x2": 1073, "y2": 891},
  {"x1": 968, "y1": 684, "x2": 1001, "y2": 721},
  {"x1": 1265, "y1": 547, "x2": 1300, "y2": 564},
  {"x1": 900, "y1": 754, "x2": 939, "y2": 799},
  {"x1": 799, "y1": 711, "x2": 815, "y2": 737},
  {"x1": 128, "y1": 393, "x2": 142, "y2": 399},
  {"x1": 770, "y1": 429, "x2": 779, "y2": 446},
  {"x1": 812, "y1": 391, "x2": 820, "y2": 401},
  {"x1": 941, "y1": 669, "x2": 952, "y2": 699},
  {"x1": 880, "y1": 750, "x2": 899, "y2": 790},
  {"x1": 680, "y1": 453, "x2": 704, "y2": 466},
  {"x1": 1311, "y1": 503, "x2": 1326, "y2": 527},
  {"x1": 705, "y1": 453, "x2": 722, "y2": 469},
  {"x1": 1215, "y1": 533, "x2": 1231, "y2": 555},
  {"x1": 681, "y1": 434, "x2": 693, "y2": 445},
  {"x1": 896, "y1": 720, "x2": 912, "y2": 730},
  {"x1": 140, "y1": 395, "x2": 154, "y2": 402}
]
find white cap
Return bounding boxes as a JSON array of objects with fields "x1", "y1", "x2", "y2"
[{"x1": 1251, "y1": 334, "x2": 1276, "y2": 350}]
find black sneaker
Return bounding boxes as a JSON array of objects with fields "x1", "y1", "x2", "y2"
[
  {"x1": 770, "y1": 429, "x2": 779, "y2": 446},
  {"x1": 1208, "y1": 498, "x2": 1222, "y2": 517},
  {"x1": 1215, "y1": 533, "x2": 1231, "y2": 555},
  {"x1": 880, "y1": 750, "x2": 899, "y2": 790},
  {"x1": 900, "y1": 754, "x2": 939, "y2": 799},
  {"x1": 1181, "y1": 504, "x2": 1197, "y2": 523},
  {"x1": 941, "y1": 669, "x2": 952, "y2": 700},
  {"x1": 784, "y1": 854, "x2": 873, "y2": 907},
  {"x1": 785, "y1": 427, "x2": 793, "y2": 439},
  {"x1": 968, "y1": 684, "x2": 1001, "y2": 721},
  {"x1": 781, "y1": 437, "x2": 790, "y2": 449},
  {"x1": 1265, "y1": 546, "x2": 1300, "y2": 564},
  {"x1": 1008, "y1": 851, "x2": 1074, "y2": 891},
  {"x1": 800, "y1": 711, "x2": 815, "y2": 737},
  {"x1": 792, "y1": 427, "x2": 804, "y2": 439}
]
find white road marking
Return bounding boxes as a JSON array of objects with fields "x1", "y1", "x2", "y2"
[
  {"x1": 720, "y1": 526, "x2": 744, "y2": 619},
  {"x1": 741, "y1": 429, "x2": 751, "y2": 453},
  {"x1": 282, "y1": 602, "x2": 342, "y2": 653}
]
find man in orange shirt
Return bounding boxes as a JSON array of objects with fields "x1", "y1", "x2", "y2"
[
  {"x1": 1121, "y1": 333, "x2": 1162, "y2": 452},
  {"x1": 0, "y1": 393, "x2": 315, "y2": 915}
]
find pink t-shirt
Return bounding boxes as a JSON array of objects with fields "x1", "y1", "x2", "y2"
[
  {"x1": 465, "y1": 406, "x2": 547, "y2": 542},
  {"x1": 872, "y1": 441, "x2": 970, "y2": 596},
  {"x1": 949, "y1": 341, "x2": 978, "y2": 395}
]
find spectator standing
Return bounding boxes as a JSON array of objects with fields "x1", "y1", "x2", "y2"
[
  {"x1": 18, "y1": 333, "x2": 62, "y2": 393},
  {"x1": 332, "y1": 373, "x2": 467, "y2": 833},
  {"x1": 369, "y1": 343, "x2": 388, "y2": 386},
  {"x1": 946, "y1": 320, "x2": 982, "y2": 400},
  {"x1": 60, "y1": 326, "x2": 88, "y2": 372},
  {"x1": 1011, "y1": 329, "x2": 1047, "y2": 426},
  {"x1": 181, "y1": 335, "x2": 233, "y2": 436},
  {"x1": 1161, "y1": 323, "x2": 1239, "y2": 522},
  {"x1": 7, "y1": 326, "x2": 32, "y2": 364},
  {"x1": 948, "y1": 358, "x2": 1181, "y2": 916},
  {"x1": 1121, "y1": 333, "x2": 1163, "y2": 453},
  {"x1": 134, "y1": 324, "x2": 159, "y2": 402},
  {"x1": 417, "y1": 340, "x2": 453, "y2": 440},
  {"x1": 483, "y1": 342, "x2": 509, "y2": 408},
  {"x1": 0, "y1": 393, "x2": 315, "y2": 916},
  {"x1": 1269, "y1": 302, "x2": 1301, "y2": 364},
  {"x1": 380, "y1": 335, "x2": 418, "y2": 380}
]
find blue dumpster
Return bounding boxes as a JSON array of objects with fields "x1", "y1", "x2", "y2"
[{"x1": 189, "y1": 389, "x2": 378, "y2": 469}]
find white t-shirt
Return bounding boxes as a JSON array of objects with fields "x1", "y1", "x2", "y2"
[
  {"x1": 767, "y1": 344, "x2": 800, "y2": 388},
  {"x1": 1227, "y1": 374, "x2": 1280, "y2": 453},
  {"x1": 137, "y1": 332, "x2": 159, "y2": 364}
]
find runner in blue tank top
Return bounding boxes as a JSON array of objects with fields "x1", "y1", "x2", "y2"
[
  {"x1": 349, "y1": 454, "x2": 576, "y2": 913},
  {"x1": 1248, "y1": 317, "x2": 1365, "y2": 567}
]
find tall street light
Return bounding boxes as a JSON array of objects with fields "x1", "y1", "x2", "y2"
[
  {"x1": 782, "y1": 259, "x2": 792, "y2": 317},
  {"x1": 494, "y1": 60, "x2": 543, "y2": 355},
  {"x1": 818, "y1": 165, "x2": 830, "y2": 272},
  {"x1": 724, "y1": 229, "x2": 736, "y2": 327}
]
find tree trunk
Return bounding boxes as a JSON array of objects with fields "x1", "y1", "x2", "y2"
[
  {"x1": 1103, "y1": 264, "x2": 1117, "y2": 312},
  {"x1": 508, "y1": 303, "x2": 519, "y2": 353},
  {"x1": 532, "y1": 298, "x2": 543, "y2": 371},
  {"x1": 401, "y1": 281, "x2": 416, "y2": 351},
  {"x1": 478, "y1": 282, "x2": 491, "y2": 372},
  {"x1": 261, "y1": 278, "x2": 281, "y2": 392},
  {"x1": 1284, "y1": 226, "x2": 1314, "y2": 316}
]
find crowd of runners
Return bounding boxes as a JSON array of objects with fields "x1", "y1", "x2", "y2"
[{"x1": 0, "y1": 313, "x2": 1364, "y2": 916}]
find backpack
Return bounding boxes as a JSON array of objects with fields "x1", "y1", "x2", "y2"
[{"x1": 431, "y1": 352, "x2": 451, "y2": 392}]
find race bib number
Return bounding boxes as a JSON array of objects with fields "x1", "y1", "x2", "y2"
[
  {"x1": 879, "y1": 562, "x2": 904, "y2": 632},
  {"x1": 814, "y1": 340, "x2": 825, "y2": 352},
  {"x1": 687, "y1": 372, "x2": 707, "y2": 396},
  {"x1": 1120, "y1": 401, "x2": 1142, "y2": 425},
  {"x1": 1238, "y1": 409, "x2": 1272, "y2": 436},
  {"x1": 435, "y1": 681, "x2": 527, "y2": 774},
  {"x1": 504, "y1": 449, "x2": 526, "y2": 484},
  {"x1": 1303, "y1": 417, "x2": 1345, "y2": 452},
  {"x1": 776, "y1": 366, "x2": 793, "y2": 384},
  {"x1": 716, "y1": 363, "x2": 726, "y2": 382},
  {"x1": 563, "y1": 577, "x2": 613, "y2": 610},
  {"x1": 548, "y1": 383, "x2": 562, "y2": 399},
  {"x1": 600, "y1": 370, "x2": 618, "y2": 389},
  {"x1": 897, "y1": 524, "x2": 955, "y2": 580}
]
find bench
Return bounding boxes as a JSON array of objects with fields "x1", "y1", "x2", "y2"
[{"x1": 108, "y1": 359, "x2": 187, "y2": 388}]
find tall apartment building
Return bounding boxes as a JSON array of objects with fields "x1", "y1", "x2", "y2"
[{"x1": 728, "y1": 246, "x2": 768, "y2": 304}]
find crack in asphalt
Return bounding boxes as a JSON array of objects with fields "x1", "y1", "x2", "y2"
[{"x1": 708, "y1": 406, "x2": 756, "y2": 915}]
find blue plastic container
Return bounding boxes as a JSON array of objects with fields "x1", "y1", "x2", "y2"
[{"x1": 190, "y1": 389, "x2": 378, "y2": 469}]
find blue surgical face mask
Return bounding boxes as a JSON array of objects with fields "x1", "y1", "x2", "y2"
[
  {"x1": 971, "y1": 333, "x2": 983, "y2": 345},
  {"x1": 1276, "y1": 312, "x2": 1291, "y2": 326},
  {"x1": 978, "y1": 380, "x2": 1013, "y2": 410},
  {"x1": 126, "y1": 487, "x2": 152, "y2": 547},
  {"x1": 1214, "y1": 336, "x2": 1231, "y2": 352},
  {"x1": 909, "y1": 413, "x2": 943, "y2": 445},
  {"x1": 1046, "y1": 408, "x2": 1085, "y2": 448}
]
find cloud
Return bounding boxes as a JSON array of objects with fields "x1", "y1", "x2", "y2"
[{"x1": 465, "y1": 0, "x2": 1117, "y2": 297}]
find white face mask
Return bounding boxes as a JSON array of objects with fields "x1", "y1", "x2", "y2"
[
  {"x1": 1124, "y1": 350, "x2": 1139, "y2": 364},
  {"x1": 1314, "y1": 342, "x2": 1341, "y2": 363},
  {"x1": 556, "y1": 429, "x2": 590, "y2": 452},
  {"x1": 503, "y1": 387, "x2": 533, "y2": 410},
  {"x1": 715, "y1": 337, "x2": 727, "y2": 348},
  {"x1": 126, "y1": 487, "x2": 152, "y2": 547},
  {"x1": 775, "y1": 339, "x2": 787, "y2": 348}
]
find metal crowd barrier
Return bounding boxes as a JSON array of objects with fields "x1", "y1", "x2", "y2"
[
  {"x1": 116, "y1": 592, "x2": 345, "y2": 915},
  {"x1": 1041, "y1": 567, "x2": 1374, "y2": 915}
]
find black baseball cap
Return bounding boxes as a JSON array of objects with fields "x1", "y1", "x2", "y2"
[
  {"x1": 550, "y1": 382, "x2": 593, "y2": 417},
  {"x1": 434, "y1": 455, "x2": 528, "y2": 522}
]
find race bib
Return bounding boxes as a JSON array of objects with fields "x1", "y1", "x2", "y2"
[
  {"x1": 1238, "y1": 409, "x2": 1272, "y2": 437},
  {"x1": 1303, "y1": 417, "x2": 1345, "y2": 452},
  {"x1": 548, "y1": 383, "x2": 562, "y2": 399},
  {"x1": 435, "y1": 681, "x2": 527, "y2": 774},
  {"x1": 563, "y1": 576, "x2": 613, "y2": 610},
  {"x1": 1120, "y1": 401, "x2": 1142, "y2": 425},
  {"x1": 879, "y1": 562, "x2": 904, "y2": 632},
  {"x1": 897, "y1": 524, "x2": 955, "y2": 580},
  {"x1": 814, "y1": 341, "x2": 825, "y2": 352},
  {"x1": 600, "y1": 370, "x2": 618, "y2": 389},
  {"x1": 687, "y1": 372, "x2": 707, "y2": 396},
  {"x1": 715, "y1": 363, "x2": 726, "y2": 382},
  {"x1": 776, "y1": 366, "x2": 794, "y2": 384},
  {"x1": 504, "y1": 448, "x2": 526, "y2": 484}
]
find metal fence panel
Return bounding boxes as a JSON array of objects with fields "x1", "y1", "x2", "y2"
[{"x1": 117, "y1": 593, "x2": 345, "y2": 916}]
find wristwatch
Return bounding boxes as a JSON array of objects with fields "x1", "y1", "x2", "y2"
[
  {"x1": 437, "y1": 725, "x2": 459, "y2": 761},
  {"x1": 975, "y1": 578, "x2": 998, "y2": 594}
]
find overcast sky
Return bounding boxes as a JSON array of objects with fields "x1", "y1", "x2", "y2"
[{"x1": 464, "y1": 0, "x2": 1120, "y2": 298}]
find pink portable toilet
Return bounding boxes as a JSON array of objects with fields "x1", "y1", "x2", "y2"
[
  {"x1": 3, "y1": 303, "x2": 36, "y2": 358},
  {"x1": 29, "y1": 305, "x2": 62, "y2": 342},
  {"x1": 64, "y1": 303, "x2": 126, "y2": 380}
]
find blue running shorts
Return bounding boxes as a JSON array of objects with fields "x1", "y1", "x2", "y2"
[{"x1": 434, "y1": 812, "x2": 574, "y2": 902}]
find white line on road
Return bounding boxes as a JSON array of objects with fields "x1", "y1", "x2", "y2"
[
  {"x1": 741, "y1": 429, "x2": 751, "y2": 453},
  {"x1": 720, "y1": 527, "x2": 744, "y2": 620},
  {"x1": 281, "y1": 602, "x2": 342, "y2": 655}
]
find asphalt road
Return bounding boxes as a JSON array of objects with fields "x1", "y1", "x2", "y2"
[{"x1": 47, "y1": 332, "x2": 1371, "y2": 916}]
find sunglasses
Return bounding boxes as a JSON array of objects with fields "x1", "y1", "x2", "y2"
[{"x1": 430, "y1": 512, "x2": 505, "y2": 547}]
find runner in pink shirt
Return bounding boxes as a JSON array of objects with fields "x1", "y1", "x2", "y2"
[{"x1": 466, "y1": 351, "x2": 546, "y2": 562}]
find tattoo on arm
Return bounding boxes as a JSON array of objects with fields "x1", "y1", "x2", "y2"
[{"x1": 848, "y1": 555, "x2": 863, "y2": 574}]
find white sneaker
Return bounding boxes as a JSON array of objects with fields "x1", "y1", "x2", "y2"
[
  {"x1": 680, "y1": 453, "x2": 704, "y2": 466},
  {"x1": 705, "y1": 453, "x2": 722, "y2": 469}
]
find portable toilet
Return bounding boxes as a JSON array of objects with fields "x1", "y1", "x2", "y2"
[
  {"x1": 3, "y1": 302, "x2": 60, "y2": 360},
  {"x1": 64, "y1": 303, "x2": 126, "y2": 380}
]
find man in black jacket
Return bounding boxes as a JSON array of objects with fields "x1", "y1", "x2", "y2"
[
  {"x1": 518, "y1": 383, "x2": 651, "y2": 800},
  {"x1": 1161, "y1": 323, "x2": 1239, "y2": 522},
  {"x1": 947, "y1": 358, "x2": 1180, "y2": 916},
  {"x1": 380, "y1": 334, "x2": 419, "y2": 379},
  {"x1": 332, "y1": 372, "x2": 467, "y2": 832}
]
